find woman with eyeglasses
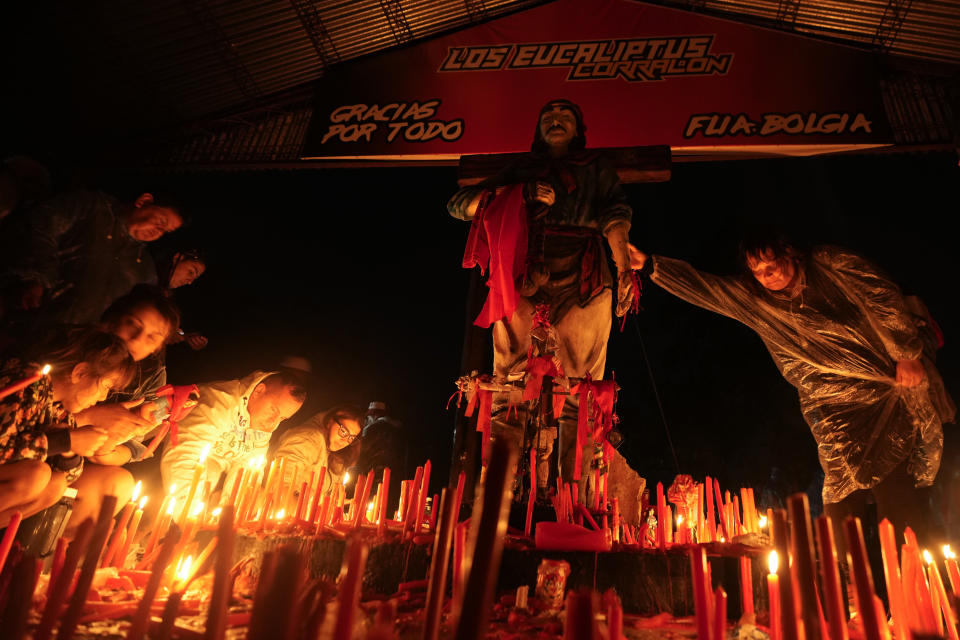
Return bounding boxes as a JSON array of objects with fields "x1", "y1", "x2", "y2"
[{"x1": 271, "y1": 404, "x2": 364, "y2": 496}]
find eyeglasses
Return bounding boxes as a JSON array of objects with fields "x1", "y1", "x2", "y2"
[{"x1": 336, "y1": 420, "x2": 359, "y2": 444}]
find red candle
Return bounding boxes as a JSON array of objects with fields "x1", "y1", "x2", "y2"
[
  {"x1": 308, "y1": 466, "x2": 327, "y2": 523},
  {"x1": 690, "y1": 546, "x2": 713, "y2": 640},
  {"x1": 414, "y1": 461, "x2": 431, "y2": 531},
  {"x1": 46, "y1": 537, "x2": 68, "y2": 599},
  {"x1": 714, "y1": 479, "x2": 729, "y2": 540},
  {"x1": 771, "y1": 510, "x2": 800, "y2": 640},
  {"x1": 607, "y1": 590, "x2": 623, "y2": 640},
  {"x1": 944, "y1": 546, "x2": 960, "y2": 595},
  {"x1": 205, "y1": 505, "x2": 235, "y2": 640},
  {"x1": 115, "y1": 498, "x2": 145, "y2": 568},
  {"x1": 102, "y1": 482, "x2": 141, "y2": 567},
  {"x1": 0, "y1": 510, "x2": 23, "y2": 575},
  {"x1": 602, "y1": 471, "x2": 609, "y2": 512},
  {"x1": 402, "y1": 466, "x2": 423, "y2": 536},
  {"x1": 126, "y1": 526, "x2": 182, "y2": 640},
  {"x1": 903, "y1": 542, "x2": 938, "y2": 633},
  {"x1": 34, "y1": 519, "x2": 94, "y2": 640},
  {"x1": 0, "y1": 364, "x2": 50, "y2": 400},
  {"x1": 377, "y1": 468, "x2": 391, "y2": 536},
  {"x1": 227, "y1": 467, "x2": 245, "y2": 507},
  {"x1": 740, "y1": 556, "x2": 755, "y2": 619},
  {"x1": 525, "y1": 446, "x2": 536, "y2": 537},
  {"x1": 705, "y1": 475, "x2": 716, "y2": 542},
  {"x1": 424, "y1": 489, "x2": 457, "y2": 640},
  {"x1": 842, "y1": 517, "x2": 883, "y2": 640},
  {"x1": 294, "y1": 481, "x2": 308, "y2": 521},
  {"x1": 926, "y1": 550, "x2": 960, "y2": 640},
  {"x1": 333, "y1": 540, "x2": 369, "y2": 640},
  {"x1": 768, "y1": 552, "x2": 782, "y2": 640},
  {"x1": 876, "y1": 519, "x2": 906, "y2": 640},
  {"x1": 786, "y1": 493, "x2": 821, "y2": 640},
  {"x1": 816, "y1": 516, "x2": 849, "y2": 640},
  {"x1": 656, "y1": 482, "x2": 666, "y2": 550},
  {"x1": 714, "y1": 586, "x2": 728, "y2": 640},
  {"x1": 59, "y1": 495, "x2": 119, "y2": 640}
]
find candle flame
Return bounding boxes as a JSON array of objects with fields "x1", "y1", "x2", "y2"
[
  {"x1": 131, "y1": 481, "x2": 142, "y2": 503},
  {"x1": 343, "y1": 471, "x2": 350, "y2": 485},
  {"x1": 198, "y1": 444, "x2": 211, "y2": 464},
  {"x1": 944, "y1": 545, "x2": 956, "y2": 560},
  {"x1": 275, "y1": 508, "x2": 286, "y2": 520},
  {"x1": 923, "y1": 549, "x2": 934, "y2": 565},
  {"x1": 248, "y1": 455, "x2": 265, "y2": 469},
  {"x1": 191, "y1": 501, "x2": 204, "y2": 518},
  {"x1": 166, "y1": 497, "x2": 177, "y2": 516},
  {"x1": 768, "y1": 550, "x2": 779, "y2": 575},
  {"x1": 676, "y1": 515, "x2": 683, "y2": 526},
  {"x1": 211, "y1": 507, "x2": 222, "y2": 518},
  {"x1": 40, "y1": 364, "x2": 52, "y2": 375},
  {"x1": 169, "y1": 484, "x2": 177, "y2": 495},
  {"x1": 758, "y1": 515, "x2": 768, "y2": 529},
  {"x1": 720, "y1": 537, "x2": 725, "y2": 543},
  {"x1": 176, "y1": 555, "x2": 193, "y2": 583},
  {"x1": 138, "y1": 496, "x2": 148, "y2": 510}
]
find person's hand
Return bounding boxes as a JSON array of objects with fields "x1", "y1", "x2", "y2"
[
  {"x1": 628, "y1": 243, "x2": 647, "y2": 271},
  {"x1": 616, "y1": 271, "x2": 637, "y2": 318},
  {"x1": 70, "y1": 426, "x2": 109, "y2": 457},
  {"x1": 19, "y1": 281, "x2": 44, "y2": 309},
  {"x1": 185, "y1": 333, "x2": 208, "y2": 350},
  {"x1": 896, "y1": 359, "x2": 926, "y2": 387},
  {"x1": 77, "y1": 401, "x2": 154, "y2": 442},
  {"x1": 532, "y1": 181, "x2": 555, "y2": 206}
]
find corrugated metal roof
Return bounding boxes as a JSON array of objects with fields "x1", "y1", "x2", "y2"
[{"x1": 15, "y1": 0, "x2": 957, "y2": 160}]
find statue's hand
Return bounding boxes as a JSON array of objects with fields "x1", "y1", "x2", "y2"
[{"x1": 616, "y1": 271, "x2": 637, "y2": 317}]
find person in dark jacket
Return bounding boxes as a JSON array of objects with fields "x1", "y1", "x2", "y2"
[{"x1": 1, "y1": 189, "x2": 183, "y2": 326}]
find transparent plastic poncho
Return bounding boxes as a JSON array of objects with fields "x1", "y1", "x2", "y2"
[{"x1": 651, "y1": 246, "x2": 955, "y2": 504}]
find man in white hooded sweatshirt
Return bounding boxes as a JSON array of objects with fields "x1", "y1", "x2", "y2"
[{"x1": 160, "y1": 369, "x2": 306, "y2": 513}]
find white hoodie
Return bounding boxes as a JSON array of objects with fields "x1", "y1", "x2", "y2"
[{"x1": 160, "y1": 370, "x2": 274, "y2": 508}]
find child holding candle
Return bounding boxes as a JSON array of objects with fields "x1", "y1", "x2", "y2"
[
  {"x1": 0, "y1": 328, "x2": 135, "y2": 522},
  {"x1": 271, "y1": 405, "x2": 363, "y2": 498}
]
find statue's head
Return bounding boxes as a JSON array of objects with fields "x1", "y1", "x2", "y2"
[{"x1": 531, "y1": 98, "x2": 586, "y2": 155}]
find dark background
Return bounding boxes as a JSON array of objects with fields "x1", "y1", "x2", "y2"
[{"x1": 75, "y1": 149, "x2": 958, "y2": 506}]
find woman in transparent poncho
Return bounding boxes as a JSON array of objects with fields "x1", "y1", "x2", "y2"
[{"x1": 630, "y1": 231, "x2": 954, "y2": 551}]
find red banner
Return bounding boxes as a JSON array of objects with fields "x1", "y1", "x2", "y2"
[{"x1": 302, "y1": 0, "x2": 892, "y2": 160}]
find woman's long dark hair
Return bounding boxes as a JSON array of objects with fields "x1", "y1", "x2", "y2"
[{"x1": 320, "y1": 404, "x2": 364, "y2": 475}]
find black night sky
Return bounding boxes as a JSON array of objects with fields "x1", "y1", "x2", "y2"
[{"x1": 80, "y1": 150, "x2": 958, "y2": 507}]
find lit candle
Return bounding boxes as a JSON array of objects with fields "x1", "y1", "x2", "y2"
[
  {"x1": 115, "y1": 496, "x2": 148, "y2": 569},
  {"x1": 771, "y1": 510, "x2": 799, "y2": 640},
  {"x1": 172, "y1": 554, "x2": 193, "y2": 592},
  {"x1": 0, "y1": 363, "x2": 50, "y2": 400},
  {"x1": 768, "y1": 551, "x2": 782, "y2": 640},
  {"x1": 178, "y1": 443, "x2": 211, "y2": 529},
  {"x1": 816, "y1": 516, "x2": 849, "y2": 640},
  {"x1": 926, "y1": 549, "x2": 959, "y2": 640},
  {"x1": 656, "y1": 482, "x2": 666, "y2": 549},
  {"x1": 705, "y1": 475, "x2": 716, "y2": 542},
  {"x1": 944, "y1": 545, "x2": 960, "y2": 595},
  {"x1": 612, "y1": 498, "x2": 620, "y2": 544}
]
